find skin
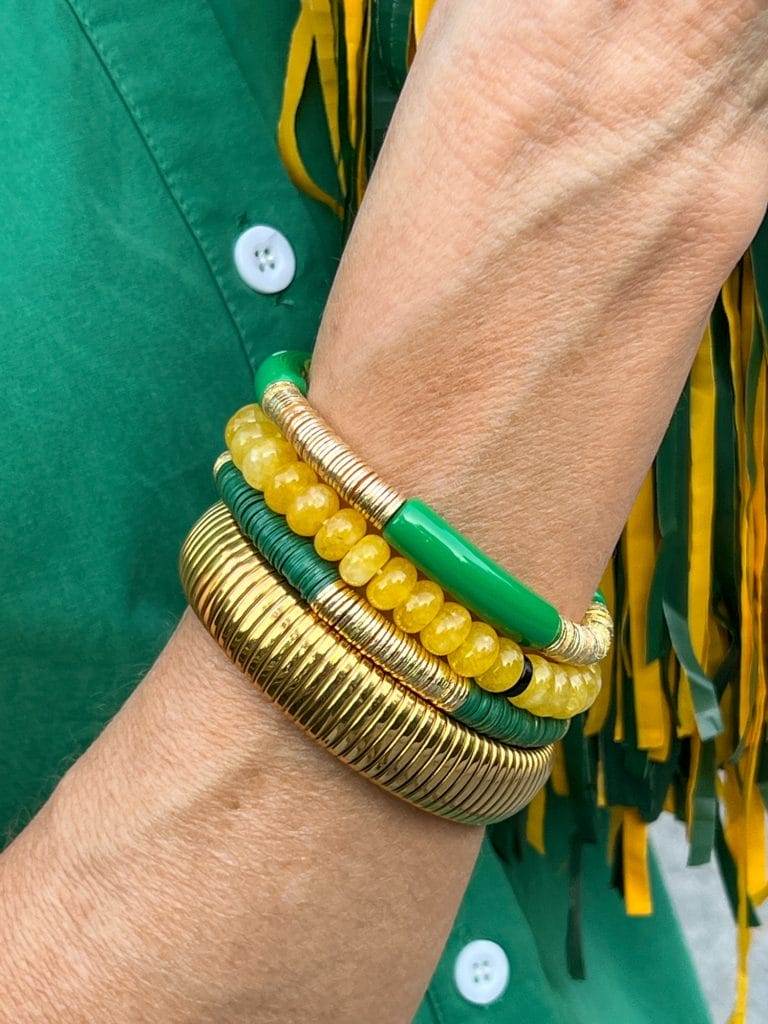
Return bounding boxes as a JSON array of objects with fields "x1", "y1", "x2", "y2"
[{"x1": 2, "y1": 2, "x2": 768, "y2": 1022}]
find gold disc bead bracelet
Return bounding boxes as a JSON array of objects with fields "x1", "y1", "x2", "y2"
[{"x1": 254, "y1": 351, "x2": 613, "y2": 664}]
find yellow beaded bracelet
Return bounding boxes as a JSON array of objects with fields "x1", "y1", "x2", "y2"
[
  {"x1": 256, "y1": 371, "x2": 613, "y2": 666},
  {"x1": 221, "y1": 407, "x2": 604, "y2": 721}
]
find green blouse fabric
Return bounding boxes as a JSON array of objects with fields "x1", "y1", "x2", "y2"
[{"x1": 0, "y1": 4, "x2": 710, "y2": 1021}]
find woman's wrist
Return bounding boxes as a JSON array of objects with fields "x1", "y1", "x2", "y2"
[
  {"x1": 1, "y1": 611, "x2": 483, "y2": 1022},
  {"x1": 308, "y1": 0, "x2": 767, "y2": 621}
]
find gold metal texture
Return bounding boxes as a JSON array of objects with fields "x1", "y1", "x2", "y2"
[{"x1": 180, "y1": 503, "x2": 552, "y2": 824}]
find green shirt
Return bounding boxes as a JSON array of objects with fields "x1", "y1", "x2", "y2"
[{"x1": 1, "y1": 3, "x2": 709, "y2": 1020}]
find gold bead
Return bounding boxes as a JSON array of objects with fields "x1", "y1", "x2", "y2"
[
  {"x1": 366, "y1": 557, "x2": 418, "y2": 611},
  {"x1": 339, "y1": 535, "x2": 391, "y2": 587},
  {"x1": 420, "y1": 602, "x2": 472, "y2": 656},
  {"x1": 310, "y1": 580, "x2": 469, "y2": 711},
  {"x1": 448, "y1": 622, "x2": 500, "y2": 677},
  {"x1": 541, "y1": 600, "x2": 614, "y2": 666},
  {"x1": 264, "y1": 461, "x2": 318, "y2": 514},
  {"x1": 261, "y1": 382, "x2": 404, "y2": 529},
  {"x1": 224, "y1": 404, "x2": 275, "y2": 447},
  {"x1": 476, "y1": 637, "x2": 525, "y2": 693},
  {"x1": 240, "y1": 436, "x2": 295, "y2": 491},
  {"x1": 314, "y1": 508, "x2": 368, "y2": 561},
  {"x1": 286, "y1": 483, "x2": 340, "y2": 537},
  {"x1": 392, "y1": 580, "x2": 444, "y2": 633}
]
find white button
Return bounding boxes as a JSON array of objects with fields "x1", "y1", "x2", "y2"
[
  {"x1": 453, "y1": 939, "x2": 509, "y2": 1006},
  {"x1": 234, "y1": 225, "x2": 296, "y2": 294}
]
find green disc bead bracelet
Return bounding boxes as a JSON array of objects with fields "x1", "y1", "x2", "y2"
[{"x1": 214, "y1": 456, "x2": 569, "y2": 748}]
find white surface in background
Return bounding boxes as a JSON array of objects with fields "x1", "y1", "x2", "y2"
[{"x1": 652, "y1": 814, "x2": 767, "y2": 1024}]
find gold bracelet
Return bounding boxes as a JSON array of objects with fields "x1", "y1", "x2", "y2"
[
  {"x1": 261, "y1": 379, "x2": 403, "y2": 529},
  {"x1": 310, "y1": 578, "x2": 470, "y2": 713},
  {"x1": 260, "y1": 379, "x2": 612, "y2": 666},
  {"x1": 180, "y1": 502, "x2": 553, "y2": 824}
]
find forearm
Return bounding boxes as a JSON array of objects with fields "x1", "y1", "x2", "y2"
[
  {"x1": 1, "y1": 612, "x2": 481, "y2": 1023},
  {"x1": 2, "y1": 3, "x2": 767, "y2": 1022}
]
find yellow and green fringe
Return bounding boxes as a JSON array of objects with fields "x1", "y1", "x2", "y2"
[{"x1": 276, "y1": 2, "x2": 767, "y2": 1017}]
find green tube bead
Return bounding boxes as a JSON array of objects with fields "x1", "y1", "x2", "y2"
[
  {"x1": 254, "y1": 349, "x2": 310, "y2": 403},
  {"x1": 216, "y1": 459, "x2": 568, "y2": 745},
  {"x1": 384, "y1": 499, "x2": 562, "y2": 647}
]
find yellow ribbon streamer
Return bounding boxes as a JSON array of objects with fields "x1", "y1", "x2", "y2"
[
  {"x1": 525, "y1": 786, "x2": 547, "y2": 855},
  {"x1": 413, "y1": 0, "x2": 436, "y2": 43},
  {"x1": 278, "y1": 6, "x2": 344, "y2": 217},
  {"x1": 623, "y1": 808, "x2": 653, "y2": 916},
  {"x1": 623, "y1": 475, "x2": 668, "y2": 752}
]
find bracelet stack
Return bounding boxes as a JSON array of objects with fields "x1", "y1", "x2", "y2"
[{"x1": 180, "y1": 350, "x2": 614, "y2": 825}]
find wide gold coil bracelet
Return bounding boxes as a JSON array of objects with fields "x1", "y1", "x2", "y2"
[{"x1": 180, "y1": 502, "x2": 554, "y2": 825}]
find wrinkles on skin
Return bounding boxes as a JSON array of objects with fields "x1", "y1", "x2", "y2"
[
  {"x1": 3, "y1": 3, "x2": 768, "y2": 1022},
  {"x1": 311, "y1": 1, "x2": 768, "y2": 620},
  {"x1": 1, "y1": 614, "x2": 481, "y2": 1024}
]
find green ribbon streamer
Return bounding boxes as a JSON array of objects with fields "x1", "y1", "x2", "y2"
[
  {"x1": 653, "y1": 383, "x2": 723, "y2": 741},
  {"x1": 562, "y1": 717, "x2": 598, "y2": 981},
  {"x1": 566, "y1": 833, "x2": 586, "y2": 980},
  {"x1": 374, "y1": 0, "x2": 411, "y2": 91},
  {"x1": 687, "y1": 739, "x2": 717, "y2": 866},
  {"x1": 368, "y1": 0, "x2": 410, "y2": 172}
]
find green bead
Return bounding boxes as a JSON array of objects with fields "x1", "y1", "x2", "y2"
[
  {"x1": 383, "y1": 498, "x2": 561, "y2": 647},
  {"x1": 254, "y1": 350, "x2": 311, "y2": 403},
  {"x1": 455, "y1": 685, "x2": 569, "y2": 747}
]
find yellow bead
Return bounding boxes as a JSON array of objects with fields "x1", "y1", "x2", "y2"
[
  {"x1": 339, "y1": 535, "x2": 390, "y2": 587},
  {"x1": 448, "y1": 622, "x2": 500, "y2": 677},
  {"x1": 420, "y1": 602, "x2": 472, "y2": 656},
  {"x1": 546, "y1": 665, "x2": 572, "y2": 719},
  {"x1": 264, "y1": 462, "x2": 318, "y2": 514},
  {"x1": 366, "y1": 558, "x2": 418, "y2": 611},
  {"x1": 314, "y1": 508, "x2": 368, "y2": 561},
  {"x1": 224, "y1": 404, "x2": 275, "y2": 447},
  {"x1": 240, "y1": 436, "x2": 294, "y2": 491},
  {"x1": 229, "y1": 421, "x2": 280, "y2": 468},
  {"x1": 587, "y1": 664, "x2": 603, "y2": 703},
  {"x1": 286, "y1": 483, "x2": 340, "y2": 537},
  {"x1": 392, "y1": 580, "x2": 444, "y2": 633},
  {"x1": 554, "y1": 668, "x2": 580, "y2": 718},
  {"x1": 476, "y1": 638, "x2": 525, "y2": 693},
  {"x1": 565, "y1": 665, "x2": 600, "y2": 717},
  {"x1": 510, "y1": 654, "x2": 553, "y2": 714}
]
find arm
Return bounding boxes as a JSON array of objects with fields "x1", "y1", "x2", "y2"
[{"x1": 2, "y1": 3, "x2": 767, "y2": 1022}]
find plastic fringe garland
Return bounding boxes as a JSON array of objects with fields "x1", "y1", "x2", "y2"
[{"x1": 278, "y1": 1, "x2": 768, "y2": 1015}]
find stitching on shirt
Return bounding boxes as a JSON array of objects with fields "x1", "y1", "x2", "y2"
[
  {"x1": 62, "y1": 0, "x2": 254, "y2": 369},
  {"x1": 425, "y1": 987, "x2": 449, "y2": 1024}
]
